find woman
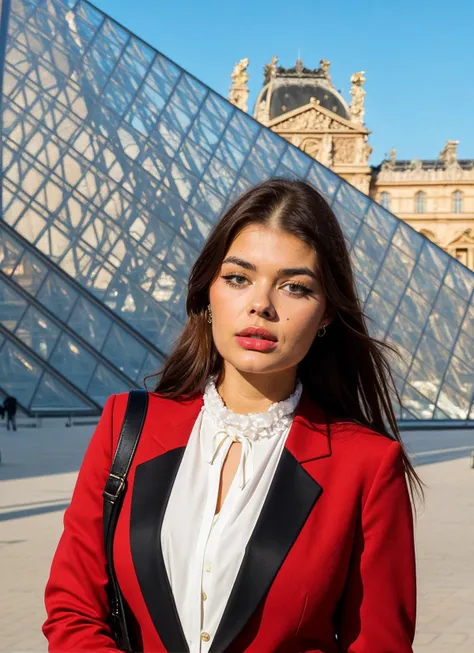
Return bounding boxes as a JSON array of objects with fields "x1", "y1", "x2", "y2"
[{"x1": 43, "y1": 178, "x2": 422, "y2": 653}]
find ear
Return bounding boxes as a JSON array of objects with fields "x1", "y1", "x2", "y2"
[{"x1": 321, "y1": 307, "x2": 335, "y2": 327}]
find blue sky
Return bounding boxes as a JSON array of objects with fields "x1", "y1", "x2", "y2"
[{"x1": 94, "y1": 0, "x2": 474, "y2": 164}]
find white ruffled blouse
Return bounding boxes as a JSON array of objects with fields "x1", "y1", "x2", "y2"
[{"x1": 161, "y1": 375, "x2": 303, "y2": 653}]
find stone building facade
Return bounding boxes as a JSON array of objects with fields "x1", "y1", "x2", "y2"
[
  {"x1": 228, "y1": 57, "x2": 474, "y2": 271},
  {"x1": 371, "y1": 142, "x2": 474, "y2": 270},
  {"x1": 236, "y1": 56, "x2": 373, "y2": 194}
]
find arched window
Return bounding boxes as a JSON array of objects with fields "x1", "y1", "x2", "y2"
[
  {"x1": 380, "y1": 191, "x2": 390, "y2": 210},
  {"x1": 415, "y1": 191, "x2": 425, "y2": 214},
  {"x1": 452, "y1": 190, "x2": 463, "y2": 213},
  {"x1": 420, "y1": 229, "x2": 437, "y2": 244}
]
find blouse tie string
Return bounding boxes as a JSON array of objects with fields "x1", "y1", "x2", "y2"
[
  {"x1": 208, "y1": 427, "x2": 254, "y2": 489},
  {"x1": 203, "y1": 374, "x2": 304, "y2": 490}
]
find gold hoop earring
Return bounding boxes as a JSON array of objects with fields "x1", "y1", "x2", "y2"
[
  {"x1": 317, "y1": 324, "x2": 326, "y2": 338},
  {"x1": 207, "y1": 304, "x2": 213, "y2": 324}
]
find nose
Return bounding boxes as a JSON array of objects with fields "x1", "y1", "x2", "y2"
[{"x1": 247, "y1": 284, "x2": 276, "y2": 319}]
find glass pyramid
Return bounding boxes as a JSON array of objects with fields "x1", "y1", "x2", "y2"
[{"x1": 1, "y1": 0, "x2": 473, "y2": 421}]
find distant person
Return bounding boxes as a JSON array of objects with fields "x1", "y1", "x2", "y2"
[{"x1": 3, "y1": 396, "x2": 17, "y2": 432}]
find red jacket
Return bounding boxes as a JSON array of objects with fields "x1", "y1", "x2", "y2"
[{"x1": 43, "y1": 391, "x2": 416, "y2": 653}]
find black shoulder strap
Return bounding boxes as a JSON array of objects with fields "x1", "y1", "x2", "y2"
[{"x1": 103, "y1": 390, "x2": 149, "y2": 652}]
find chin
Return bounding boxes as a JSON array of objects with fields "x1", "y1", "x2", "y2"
[{"x1": 226, "y1": 353, "x2": 282, "y2": 374}]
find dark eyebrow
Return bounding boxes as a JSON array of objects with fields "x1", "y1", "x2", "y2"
[{"x1": 222, "y1": 256, "x2": 318, "y2": 281}]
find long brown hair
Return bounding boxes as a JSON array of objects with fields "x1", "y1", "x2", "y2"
[{"x1": 150, "y1": 178, "x2": 424, "y2": 505}]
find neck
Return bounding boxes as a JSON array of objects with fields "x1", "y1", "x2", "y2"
[{"x1": 215, "y1": 367, "x2": 298, "y2": 414}]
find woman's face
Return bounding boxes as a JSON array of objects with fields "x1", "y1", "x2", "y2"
[{"x1": 208, "y1": 224, "x2": 330, "y2": 379}]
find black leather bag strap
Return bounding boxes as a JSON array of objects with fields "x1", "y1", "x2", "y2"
[{"x1": 103, "y1": 390, "x2": 149, "y2": 652}]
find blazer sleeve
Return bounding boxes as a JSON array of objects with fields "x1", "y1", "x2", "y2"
[
  {"x1": 336, "y1": 440, "x2": 417, "y2": 653},
  {"x1": 43, "y1": 394, "x2": 121, "y2": 652}
]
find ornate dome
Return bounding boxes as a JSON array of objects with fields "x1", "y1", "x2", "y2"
[{"x1": 253, "y1": 59, "x2": 351, "y2": 122}]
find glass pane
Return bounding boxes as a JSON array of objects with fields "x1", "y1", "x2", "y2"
[
  {"x1": 406, "y1": 357, "x2": 441, "y2": 403},
  {"x1": 0, "y1": 229, "x2": 24, "y2": 274},
  {"x1": 0, "y1": 339, "x2": 42, "y2": 405},
  {"x1": 242, "y1": 129, "x2": 285, "y2": 180},
  {"x1": 146, "y1": 53, "x2": 180, "y2": 97},
  {"x1": 444, "y1": 258, "x2": 474, "y2": 299},
  {"x1": 31, "y1": 372, "x2": 91, "y2": 412},
  {"x1": 214, "y1": 135, "x2": 247, "y2": 172},
  {"x1": 164, "y1": 234, "x2": 198, "y2": 277},
  {"x1": 191, "y1": 181, "x2": 226, "y2": 221},
  {"x1": 280, "y1": 146, "x2": 311, "y2": 178},
  {"x1": 424, "y1": 285, "x2": 466, "y2": 350},
  {"x1": 364, "y1": 290, "x2": 397, "y2": 339},
  {"x1": 375, "y1": 266, "x2": 406, "y2": 308},
  {"x1": 0, "y1": 279, "x2": 28, "y2": 330},
  {"x1": 49, "y1": 333, "x2": 97, "y2": 391},
  {"x1": 37, "y1": 272, "x2": 78, "y2": 319},
  {"x1": 354, "y1": 223, "x2": 389, "y2": 264},
  {"x1": 407, "y1": 264, "x2": 441, "y2": 306},
  {"x1": 391, "y1": 222, "x2": 423, "y2": 259},
  {"x1": 354, "y1": 274, "x2": 371, "y2": 304},
  {"x1": 363, "y1": 202, "x2": 397, "y2": 240},
  {"x1": 443, "y1": 355, "x2": 474, "y2": 401},
  {"x1": 225, "y1": 111, "x2": 258, "y2": 156},
  {"x1": 335, "y1": 182, "x2": 370, "y2": 219},
  {"x1": 101, "y1": 324, "x2": 147, "y2": 380},
  {"x1": 398, "y1": 288, "x2": 431, "y2": 328},
  {"x1": 15, "y1": 306, "x2": 60, "y2": 359},
  {"x1": 351, "y1": 246, "x2": 380, "y2": 286},
  {"x1": 415, "y1": 333, "x2": 451, "y2": 378},
  {"x1": 306, "y1": 161, "x2": 340, "y2": 202},
  {"x1": 331, "y1": 201, "x2": 360, "y2": 243},
  {"x1": 67, "y1": 296, "x2": 112, "y2": 351},
  {"x1": 177, "y1": 139, "x2": 211, "y2": 178},
  {"x1": 11, "y1": 249, "x2": 48, "y2": 295},
  {"x1": 383, "y1": 245, "x2": 415, "y2": 284},
  {"x1": 461, "y1": 299, "x2": 474, "y2": 339},
  {"x1": 86, "y1": 364, "x2": 131, "y2": 407},
  {"x1": 138, "y1": 351, "x2": 165, "y2": 385},
  {"x1": 203, "y1": 157, "x2": 238, "y2": 197},
  {"x1": 454, "y1": 331, "x2": 474, "y2": 369},
  {"x1": 387, "y1": 314, "x2": 422, "y2": 376},
  {"x1": 418, "y1": 240, "x2": 449, "y2": 280},
  {"x1": 400, "y1": 383, "x2": 434, "y2": 419},
  {"x1": 436, "y1": 383, "x2": 470, "y2": 420}
]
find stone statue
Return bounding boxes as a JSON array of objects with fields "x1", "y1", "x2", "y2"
[
  {"x1": 349, "y1": 71, "x2": 366, "y2": 124},
  {"x1": 439, "y1": 140, "x2": 459, "y2": 167},
  {"x1": 263, "y1": 55, "x2": 278, "y2": 85},
  {"x1": 320, "y1": 134, "x2": 333, "y2": 167},
  {"x1": 255, "y1": 99, "x2": 269, "y2": 124},
  {"x1": 229, "y1": 58, "x2": 250, "y2": 112},
  {"x1": 319, "y1": 59, "x2": 332, "y2": 84},
  {"x1": 354, "y1": 135, "x2": 373, "y2": 165},
  {"x1": 390, "y1": 148, "x2": 397, "y2": 164}
]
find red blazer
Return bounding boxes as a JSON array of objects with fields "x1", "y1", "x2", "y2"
[{"x1": 43, "y1": 391, "x2": 416, "y2": 653}]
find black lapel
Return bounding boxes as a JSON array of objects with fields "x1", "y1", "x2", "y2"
[
  {"x1": 209, "y1": 448, "x2": 323, "y2": 653},
  {"x1": 130, "y1": 448, "x2": 190, "y2": 653}
]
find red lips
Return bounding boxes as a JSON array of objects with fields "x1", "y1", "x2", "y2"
[{"x1": 236, "y1": 326, "x2": 278, "y2": 342}]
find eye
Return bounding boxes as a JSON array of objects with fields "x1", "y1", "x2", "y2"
[
  {"x1": 221, "y1": 274, "x2": 312, "y2": 297},
  {"x1": 221, "y1": 274, "x2": 248, "y2": 287},
  {"x1": 284, "y1": 282, "x2": 312, "y2": 297}
]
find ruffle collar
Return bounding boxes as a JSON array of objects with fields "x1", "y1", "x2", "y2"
[{"x1": 202, "y1": 375, "x2": 303, "y2": 442}]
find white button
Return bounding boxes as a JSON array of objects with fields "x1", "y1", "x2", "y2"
[{"x1": 204, "y1": 563, "x2": 212, "y2": 573}]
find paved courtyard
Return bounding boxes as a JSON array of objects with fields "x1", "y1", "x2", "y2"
[{"x1": 0, "y1": 421, "x2": 473, "y2": 652}]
